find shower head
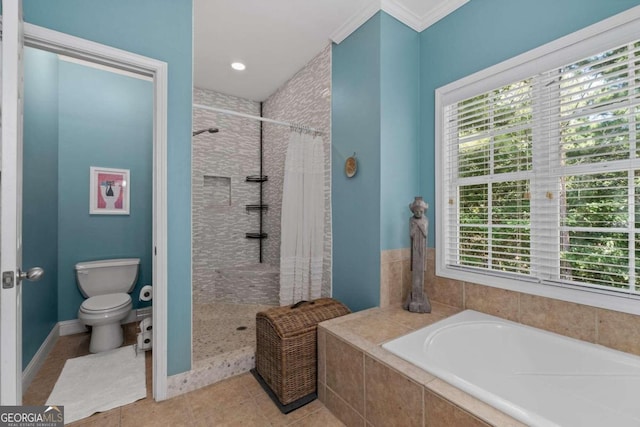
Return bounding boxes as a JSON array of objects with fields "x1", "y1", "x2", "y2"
[{"x1": 192, "y1": 127, "x2": 219, "y2": 136}]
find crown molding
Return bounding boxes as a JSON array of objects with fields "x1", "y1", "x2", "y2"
[
  {"x1": 381, "y1": 0, "x2": 422, "y2": 32},
  {"x1": 331, "y1": 0, "x2": 470, "y2": 44},
  {"x1": 330, "y1": 0, "x2": 381, "y2": 44},
  {"x1": 418, "y1": 0, "x2": 470, "y2": 32}
]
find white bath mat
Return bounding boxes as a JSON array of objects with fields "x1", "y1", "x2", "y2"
[{"x1": 46, "y1": 345, "x2": 146, "y2": 424}]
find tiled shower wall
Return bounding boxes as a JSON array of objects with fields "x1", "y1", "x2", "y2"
[
  {"x1": 192, "y1": 88, "x2": 264, "y2": 303},
  {"x1": 262, "y1": 45, "x2": 333, "y2": 298},
  {"x1": 192, "y1": 45, "x2": 332, "y2": 303}
]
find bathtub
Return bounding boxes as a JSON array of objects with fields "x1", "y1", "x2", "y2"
[{"x1": 382, "y1": 310, "x2": 640, "y2": 427}]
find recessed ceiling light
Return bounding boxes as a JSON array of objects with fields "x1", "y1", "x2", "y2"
[{"x1": 231, "y1": 62, "x2": 246, "y2": 71}]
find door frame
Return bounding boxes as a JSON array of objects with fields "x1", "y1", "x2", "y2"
[{"x1": 22, "y1": 23, "x2": 169, "y2": 400}]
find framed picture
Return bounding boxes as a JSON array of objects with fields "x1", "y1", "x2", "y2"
[{"x1": 89, "y1": 167, "x2": 130, "y2": 215}]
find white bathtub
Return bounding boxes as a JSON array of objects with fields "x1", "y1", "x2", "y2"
[{"x1": 382, "y1": 310, "x2": 640, "y2": 427}]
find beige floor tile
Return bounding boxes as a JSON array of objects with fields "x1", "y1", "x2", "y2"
[
  {"x1": 253, "y1": 391, "x2": 323, "y2": 427},
  {"x1": 67, "y1": 408, "x2": 121, "y2": 427},
  {"x1": 191, "y1": 398, "x2": 270, "y2": 427},
  {"x1": 25, "y1": 322, "x2": 350, "y2": 427},
  {"x1": 232, "y1": 372, "x2": 264, "y2": 396},
  {"x1": 185, "y1": 375, "x2": 254, "y2": 420},
  {"x1": 121, "y1": 395, "x2": 193, "y2": 427},
  {"x1": 289, "y1": 407, "x2": 345, "y2": 427}
]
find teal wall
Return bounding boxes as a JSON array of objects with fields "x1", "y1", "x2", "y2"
[
  {"x1": 22, "y1": 48, "x2": 59, "y2": 368},
  {"x1": 57, "y1": 61, "x2": 153, "y2": 321},
  {"x1": 380, "y1": 13, "x2": 420, "y2": 250},
  {"x1": 332, "y1": 13, "x2": 382, "y2": 311},
  {"x1": 23, "y1": 0, "x2": 194, "y2": 375},
  {"x1": 333, "y1": 3, "x2": 640, "y2": 309},
  {"x1": 332, "y1": 12, "x2": 420, "y2": 311},
  {"x1": 21, "y1": 51, "x2": 152, "y2": 369},
  {"x1": 419, "y1": 0, "x2": 640, "y2": 247}
]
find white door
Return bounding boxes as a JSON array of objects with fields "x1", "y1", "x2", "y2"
[{"x1": 1, "y1": 0, "x2": 25, "y2": 405}]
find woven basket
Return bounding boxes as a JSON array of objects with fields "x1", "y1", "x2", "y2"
[{"x1": 255, "y1": 298, "x2": 350, "y2": 406}]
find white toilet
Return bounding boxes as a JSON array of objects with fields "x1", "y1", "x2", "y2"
[{"x1": 76, "y1": 258, "x2": 140, "y2": 353}]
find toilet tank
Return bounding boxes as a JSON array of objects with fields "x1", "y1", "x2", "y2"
[{"x1": 75, "y1": 258, "x2": 140, "y2": 297}]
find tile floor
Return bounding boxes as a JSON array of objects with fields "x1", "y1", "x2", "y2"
[
  {"x1": 23, "y1": 322, "x2": 342, "y2": 426},
  {"x1": 192, "y1": 302, "x2": 274, "y2": 361}
]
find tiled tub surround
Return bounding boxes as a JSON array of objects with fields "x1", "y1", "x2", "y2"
[
  {"x1": 355, "y1": 248, "x2": 640, "y2": 425},
  {"x1": 381, "y1": 248, "x2": 640, "y2": 357},
  {"x1": 383, "y1": 310, "x2": 640, "y2": 426},
  {"x1": 318, "y1": 304, "x2": 524, "y2": 426}
]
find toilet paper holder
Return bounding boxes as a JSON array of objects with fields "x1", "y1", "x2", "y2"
[{"x1": 139, "y1": 284, "x2": 153, "y2": 302}]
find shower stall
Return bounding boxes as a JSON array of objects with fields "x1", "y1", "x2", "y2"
[{"x1": 189, "y1": 46, "x2": 332, "y2": 388}]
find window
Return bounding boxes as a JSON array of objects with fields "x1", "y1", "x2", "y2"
[{"x1": 436, "y1": 10, "x2": 640, "y2": 309}]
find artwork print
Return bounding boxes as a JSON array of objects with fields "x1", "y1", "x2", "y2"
[{"x1": 90, "y1": 167, "x2": 130, "y2": 215}]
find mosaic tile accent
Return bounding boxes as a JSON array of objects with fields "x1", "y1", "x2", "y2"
[
  {"x1": 192, "y1": 302, "x2": 274, "y2": 362},
  {"x1": 192, "y1": 88, "x2": 271, "y2": 304},
  {"x1": 169, "y1": 302, "x2": 274, "y2": 398},
  {"x1": 262, "y1": 44, "x2": 333, "y2": 298},
  {"x1": 167, "y1": 346, "x2": 256, "y2": 399}
]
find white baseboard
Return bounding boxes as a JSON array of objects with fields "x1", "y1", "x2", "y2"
[
  {"x1": 59, "y1": 307, "x2": 152, "y2": 336},
  {"x1": 134, "y1": 306, "x2": 153, "y2": 321},
  {"x1": 58, "y1": 319, "x2": 88, "y2": 336},
  {"x1": 22, "y1": 323, "x2": 60, "y2": 392}
]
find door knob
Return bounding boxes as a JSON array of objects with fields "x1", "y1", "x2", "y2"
[{"x1": 18, "y1": 267, "x2": 44, "y2": 282}]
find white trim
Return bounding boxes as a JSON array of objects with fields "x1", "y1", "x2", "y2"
[
  {"x1": 22, "y1": 324, "x2": 59, "y2": 392},
  {"x1": 135, "y1": 306, "x2": 153, "y2": 321},
  {"x1": 58, "y1": 319, "x2": 88, "y2": 336},
  {"x1": 58, "y1": 307, "x2": 153, "y2": 337},
  {"x1": 57, "y1": 54, "x2": 153, "y2": 82},
  {"x1": 417, "y1": 0, "x2": 469, "y2": 32},
  {"x1": 22, "y1": 23, "x2": 169, "y2": 401},
  {"x1": 381, "y1": 0, "x2": 421, "y2": 32},
  {"x1": 435, "y1": 5, "x2": 640, "y2": 317},
  {"x1": 330, "y1": 0, "x2": 470, "y2": 45},
  {"x1": 0, "y1": 0, "x2": 24, "y2": 404},
  {"x1": 330, "y1": 0, "x2": 380, "y2": 44},
  {"x1": 152, "y1": 60, "x2": 169, "y2": 401}
]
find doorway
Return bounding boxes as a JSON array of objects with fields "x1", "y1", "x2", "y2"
[{"x1": 1, "y1": 20, "x2": 169, "y2": 403}]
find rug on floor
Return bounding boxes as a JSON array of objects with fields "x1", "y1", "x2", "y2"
[{"x1": 46, "y1": 345, "x2": 146, "y2": 424}]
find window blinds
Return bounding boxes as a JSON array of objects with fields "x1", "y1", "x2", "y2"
[{"x1": 443, "y1": 40, "x2": 640, "y2": 295}]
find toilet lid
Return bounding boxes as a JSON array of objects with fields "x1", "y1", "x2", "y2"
[{"x1": 81, "y1": 293, "x2": 131, "y2": 312}]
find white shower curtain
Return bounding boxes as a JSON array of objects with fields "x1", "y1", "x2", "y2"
[{"x1": 279, "y1": 130, "x2": 325, "y2": 306}]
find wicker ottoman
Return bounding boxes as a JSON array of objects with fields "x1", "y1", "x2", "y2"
[{"x1": 252, "y1": 298, "x2": 350, "y2": 413}]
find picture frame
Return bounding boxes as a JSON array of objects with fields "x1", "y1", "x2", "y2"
[{"x1": 89, "y1": 167, "x2": 130, "y2": 215}]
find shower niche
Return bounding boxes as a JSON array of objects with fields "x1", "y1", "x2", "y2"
[{"x1": 203, "y1": 175, "x2": 231, "y2": 206}]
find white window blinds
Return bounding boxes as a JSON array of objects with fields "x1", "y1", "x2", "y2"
[{"x1": 442, "y1": 39, "x2": 640, "y2": 295}]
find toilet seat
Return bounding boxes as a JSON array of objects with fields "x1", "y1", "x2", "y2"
[{"x1": 81, "y1": 293, "x2": 131, "y2": 313}]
